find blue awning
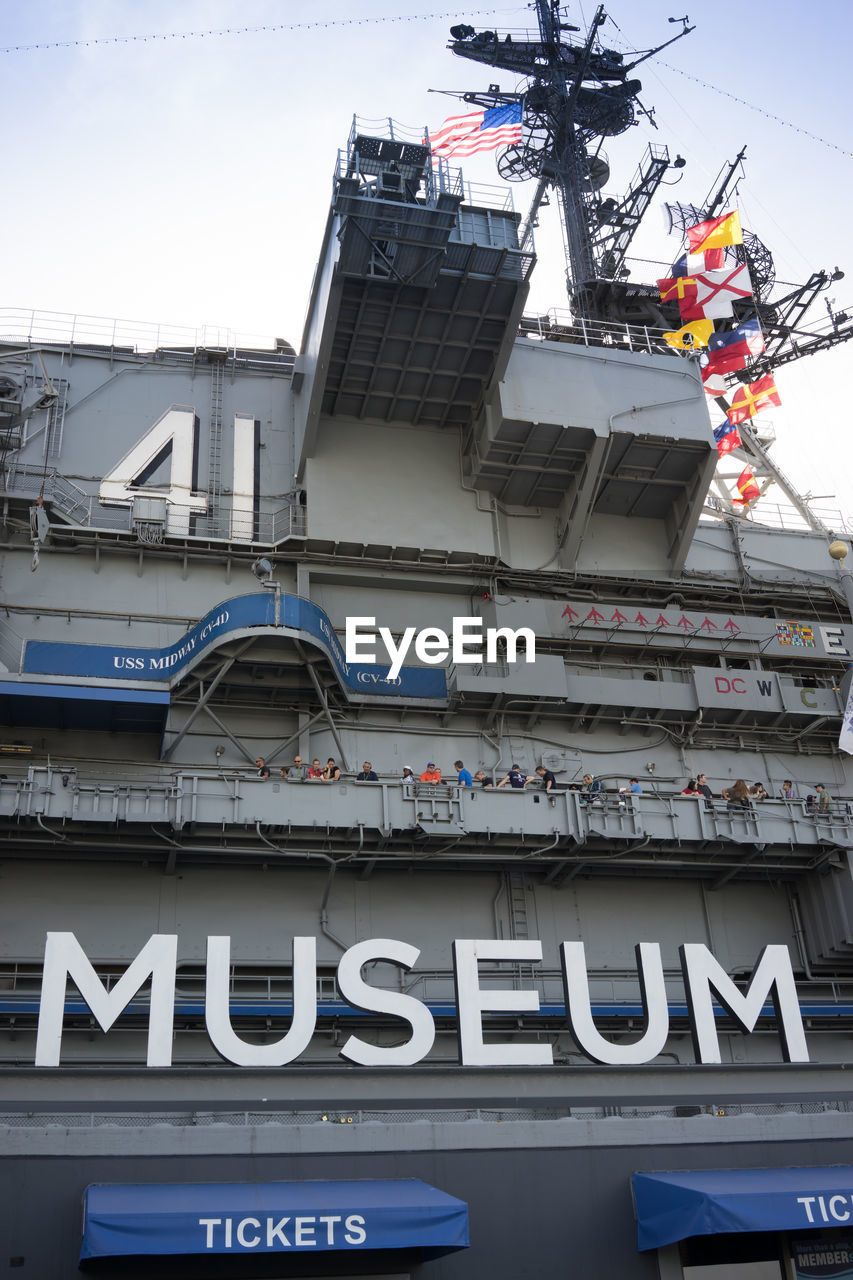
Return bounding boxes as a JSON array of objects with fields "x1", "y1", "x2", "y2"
[
  {"x1": 81, "y1": 1179, "x2": 469, "y2": 1260},
  {"x1": 0, "y1": 680, "x2": 169, "y2": 733},
  {"x1": 634, "y1": 1165, "x2": 853, "y2": 1250}
]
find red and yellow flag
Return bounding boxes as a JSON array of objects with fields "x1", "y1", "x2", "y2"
[
  {"x1": 726, "y1": 374, "x2": 781, "y2": 425},
  {"x1": 686, "y1": 210, "x2": 743, "y2": 254},
  {"x1": 733, "y1": 465, "x2": 760, "y2": 504},
  {"x1": 657, "y1": 275, "x2": 698, "y2": 309}
]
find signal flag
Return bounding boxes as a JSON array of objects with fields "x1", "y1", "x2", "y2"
[
  {"x1": 663, "y1": 319, "x2": 714, "y2": 349},
  {"x1": 733, "y1": 465, "x2": 761, "y2": 504},
  {"x1": 700, "y1": 365, "x2": 729, "y2": 397},
  {"x1": 704, "y1": 317, "x2": 765, "y2": 375},
  {"x1": 679, "y1": 264, "x2": 753, "y2": 322},
  {"x1": 713, "y1": 421, "x2": 743, "y2": 456},
  {"x1": 686, "y1": 210, "x2": 743, "y2": 254},
  {"x1": 657, "y1": 275, "x2": 698, "y2": 311},
  {"x1": 726, "y1": 373, "x2": 781, "y2": 425},
  {"x1": 673, "y1": 247, "x2": 725, "y2": 275}
]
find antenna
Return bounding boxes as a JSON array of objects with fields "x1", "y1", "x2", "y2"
[
  {"x1": 447, "y1": 2, "x2": 694, "y2": 320},
  {"x1": 444, "y1": 6, "x2": 853, "y2": 526}
]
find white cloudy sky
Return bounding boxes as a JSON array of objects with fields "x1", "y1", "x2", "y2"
[{"x1": 2, "y1": 0, "x2": 852, "y2": 515}]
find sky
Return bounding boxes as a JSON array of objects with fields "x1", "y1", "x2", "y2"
[{"x1": 2, "y1": 0, "x2": 852, "y2": 519}]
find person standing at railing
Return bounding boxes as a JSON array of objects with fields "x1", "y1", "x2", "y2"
[
  {"x1": 454, "y1": 760, "x2": 473, "y2": 787},
  {"x1": 695, "y1": 773, "x2": 712, "y2": 798},
  {"x1": 420, "y1": 762, "x2": 442, "y2": 783},
  {"x1": 781, "y1": 780, "x2": 798, "y2": 800},
  {"x1": 535, "y1": 765, "x2": 557, "y2": 792},
  {"x1": 285, "y1": 756, "x2": 308, "y2": 780},
  {"x1": 579, "y1": 773, "x2": 602, "y2": 803},
  {"x1": 324, "y1": 758, "x2": 341, "y2": 782},
  {"x1": 400, "y1": 765, "x2": 416, "y2": 784},
  {"x1": 815, "y1": 782, "x2": 833, "y2": 813},
  {"x1": 498, "y1": 764, "x2": 528, "y2": 790},
  {"x1": 722, "y1": 779, "x2": 751, "y2": 809},
  {"x1": 254, "y1": 756, "x2": 270, "y2": 779},
  {"x1": 357, "y1": 761, "x2": 378, "y2": 781},
  {"x1": 308, "y1": 758, "x2": 324, "y2": 780},
  {"x1": 696, "y1": 773, "x2": 714, "y2": 809}
]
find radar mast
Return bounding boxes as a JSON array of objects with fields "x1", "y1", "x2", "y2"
[
  {"x1": 448, "y1": 2, "x2": 693, "y2": 322},
  {"x1": 445, "y1": 5, "x2": 853, "y2": 531}
]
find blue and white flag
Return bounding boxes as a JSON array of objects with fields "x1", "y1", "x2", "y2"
[
  {"x1": 429, "y1": 103, "x2": 522, "y2": 158},
  {"x1": 705, "y1": 317, "x2": 765, "y2": 374},
  {"x1": 841, "y1": 672, "x2": 853, "y2": 755}
]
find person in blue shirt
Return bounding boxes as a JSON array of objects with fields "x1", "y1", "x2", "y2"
[
  {"x1": 454, "y1": 759, "x2": 473, "y2": 786},
  {"x1": 620, "y1": 778, "x2": 642, "y2": 794},
  {"x1": 357, "y1": 760, "x2": 378, "y2": 781}
]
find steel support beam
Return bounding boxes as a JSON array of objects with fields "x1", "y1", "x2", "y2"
[{"x1": 160, "y1": 640, "x2": 254, "y2": 761}]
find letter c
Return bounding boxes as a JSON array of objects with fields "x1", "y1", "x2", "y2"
[
  {"x1": 732, "y1": 677, "x2": 747, "y2": 694},
  {"x1": 830, "y1": 1196, "x2": 850, "y2": 1222},
  {"x1": 237, "y1": 1217, "x2": 261, "y2": 1247},
  {"x1": 801, "y1": 688, "x2": 818, "y2": 708}
]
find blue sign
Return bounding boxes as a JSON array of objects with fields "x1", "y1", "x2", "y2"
[
  {"x1": 22, "y1": 592, "x2": 447, "y2": 702},
  {"x1": 634, "y1": 1166, "x2": 853, "y2": 1251},
  {"x1": 81, "y1": 1179, "x2": 469, "y2": 1260}
]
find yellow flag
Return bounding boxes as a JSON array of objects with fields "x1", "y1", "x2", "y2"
[{"x1": 663, "y1": 319, "x2": 714, "y2": 350}]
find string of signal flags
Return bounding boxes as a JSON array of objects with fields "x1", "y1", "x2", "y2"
[{"x1": 656, "y1": 209, "x2": 780, "y2": 510}]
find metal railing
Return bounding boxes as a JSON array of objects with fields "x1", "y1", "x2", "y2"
[
  {"x1": 1, "y1": 462, "x2": 306, "y2": 545},
  {"x1": 2, "y1": 765, "x2": 852, "y2": 857},
  {"x1": 0, "y1": 308, "x2": 288, "y2": 360},
  {"x1": 343, "y1": 114, "x2": 516, "y2": 213},
  {"x1": 702, "y1": 494, "x2": 853, "y2": 536},
  {"x1": 0, "y1": 1099, "x2": 850, "y2": 1130},
  {"x1": 518, "y1": 309, "x2": 687, "y2": 357}
]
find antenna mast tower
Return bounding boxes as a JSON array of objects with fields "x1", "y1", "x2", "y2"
[{"x1": 448, "y1": 2, "x2": 693, "y2": 321}]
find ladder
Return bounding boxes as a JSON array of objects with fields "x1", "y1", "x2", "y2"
[
  {"x1": 206, "y1": 361, "x2": 224, "y2": 536},
  {"x1": 44, "y1": 378, "x2": 69, "y2": 461},
  {"x1": 506, "y1": 870, "x2": 538, "y2": 991}
]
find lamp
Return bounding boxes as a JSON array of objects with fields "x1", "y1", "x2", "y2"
[{"x1": 249, "y1": 558, "x2": 281, "y2": 624}]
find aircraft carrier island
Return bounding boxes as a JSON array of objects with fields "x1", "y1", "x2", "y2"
[{"x1": 2, "y1": 4, "x2": 853, "y2": 1278}]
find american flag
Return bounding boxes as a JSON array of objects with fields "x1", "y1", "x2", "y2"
[{"x1": 428, "y1": 102, "x2": 523, "y2": 158}]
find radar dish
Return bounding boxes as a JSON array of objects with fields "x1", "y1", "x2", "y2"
[
  {"x1": 497, "y1": 144, "x2": 541, "y2": 182},
  {"x1": 574, "y1": 89, "x2": 635, "y2": 137}
]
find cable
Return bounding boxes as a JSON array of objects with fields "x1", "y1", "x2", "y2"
[
  {"x1": 0, "y1": 10, "x2": 519, "y2": 56},
  {"x1": 657, "y1": 60, "x2": 853, "y2": 162},
  {"x1": 605, "y1": 16, "x2": 851, "y2": 162}
]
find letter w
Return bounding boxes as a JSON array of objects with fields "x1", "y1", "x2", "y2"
[
  {"x1": 756, "y1": 679, "x2": 773, "y2": 696},
  {"x1": 36, "y1": 932, "x2": 177, "y2": 1067}
]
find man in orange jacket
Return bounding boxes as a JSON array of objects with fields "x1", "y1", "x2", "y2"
[{"x1": 420, "y1": 761, "x2": 442, "y2": 783}]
